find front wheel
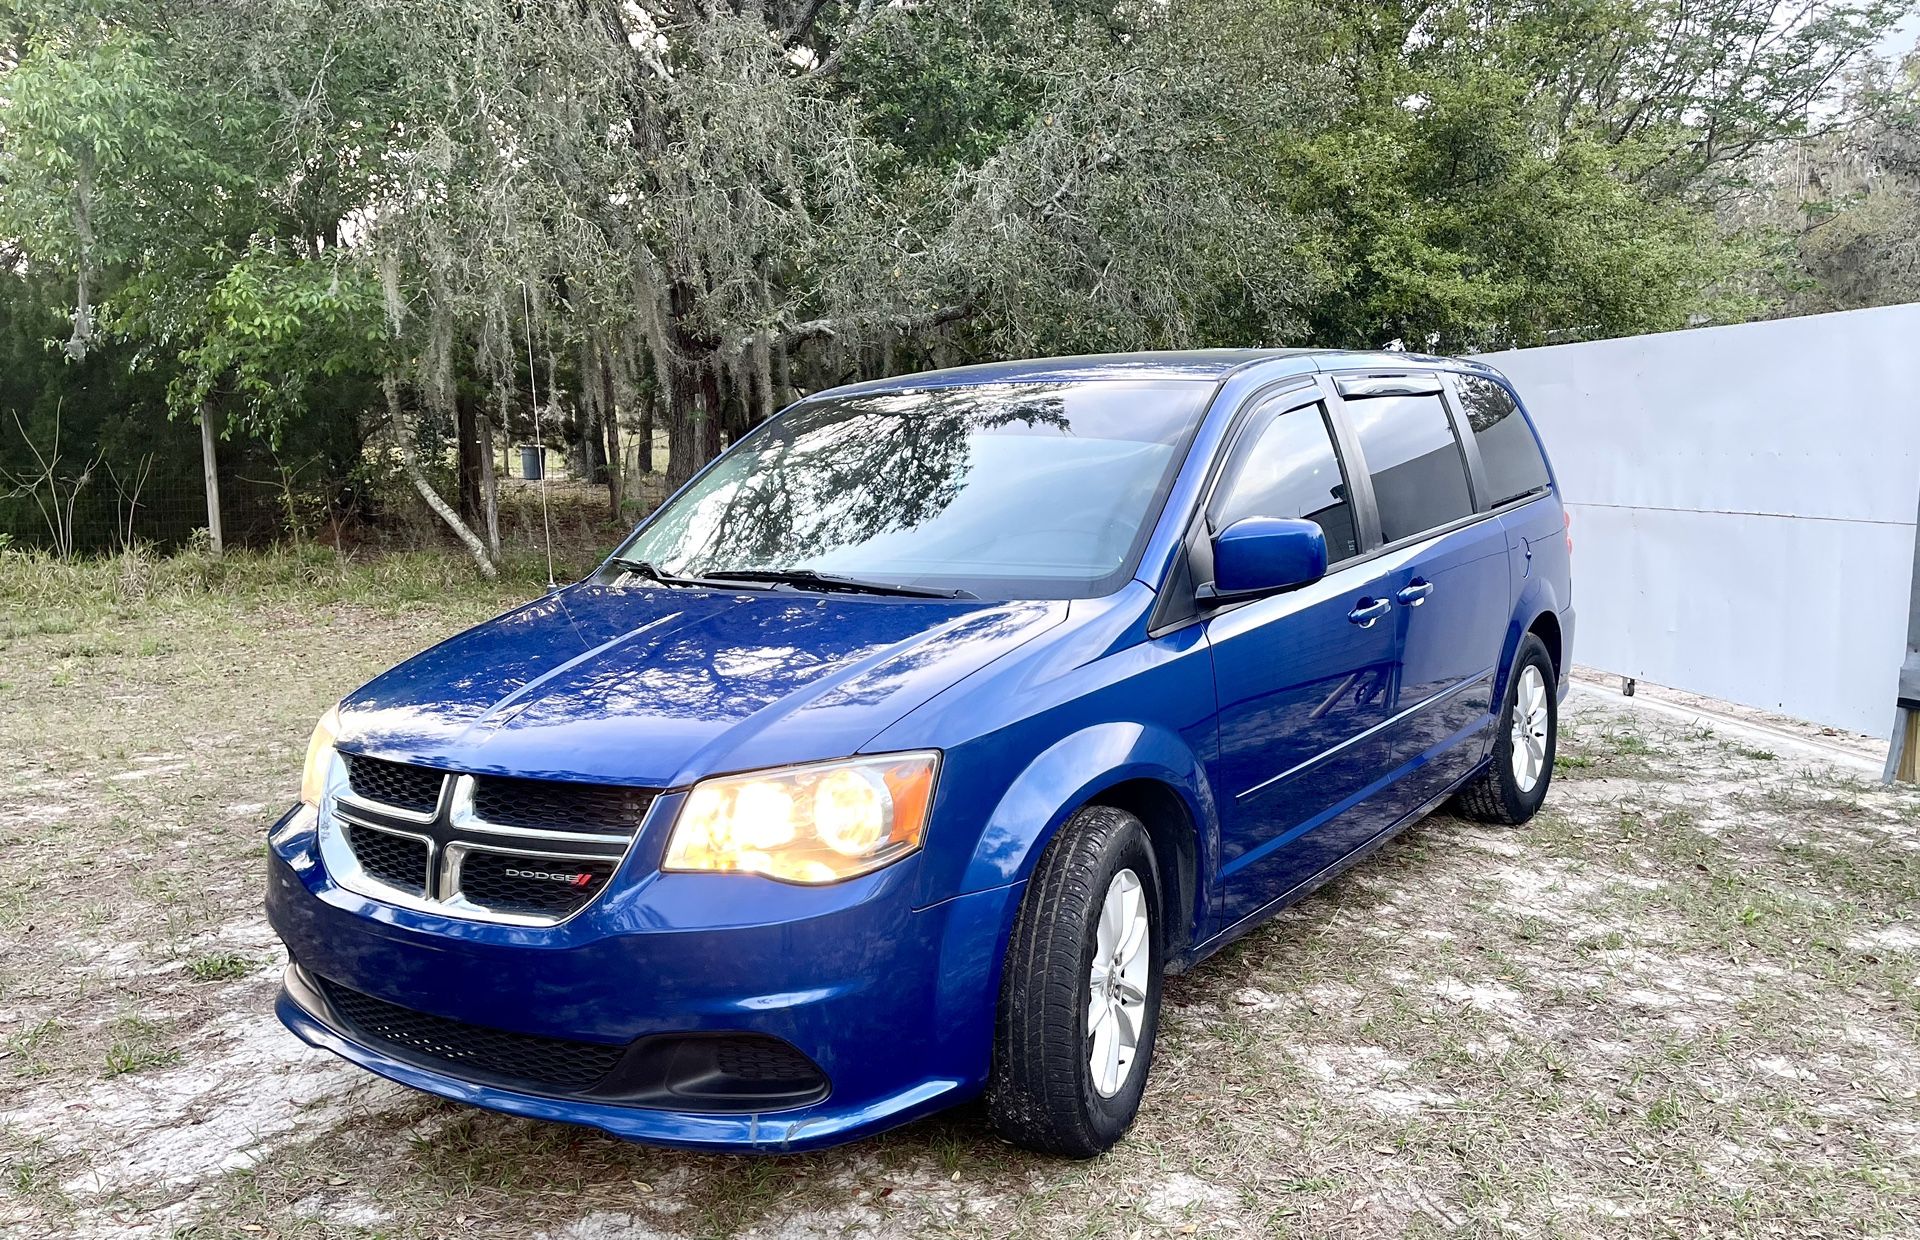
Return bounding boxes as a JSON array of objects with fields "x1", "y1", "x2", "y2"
[
  {"x1": 987, "y1": 805, "x2": 1163, "y2": 1157},
  {"x1": 1452, "y1": 632, "x2": 1558, "y2": 825}
]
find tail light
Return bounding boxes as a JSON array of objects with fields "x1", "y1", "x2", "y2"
[{"x1": 1564, "y1": 509, "x2": 1573, "y2": 556}]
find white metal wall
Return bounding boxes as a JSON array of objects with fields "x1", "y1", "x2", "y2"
[{"x1": 1473, "y1": 303, "x2": 1920, "y2": 738}]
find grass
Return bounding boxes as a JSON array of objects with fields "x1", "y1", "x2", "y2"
[
  {"x1": 185, "y1": 951, "x2": 256, "y2": 983},
  {"x1": 0, "y1": 543, "x2": 575, "y2": 643},
  {"x1": 1, "y1": 1132, "x2": 70, "y2": 1219},
  {"x1": 2, "y1": 546, "x2": 1918, "y2": 1238},
  {"x1": 3, "y1": 1019, "x2": 61, "y2": 1080},
  {"x1": 102, "y1": 1015, "x2": 180, "y2": 1077}
]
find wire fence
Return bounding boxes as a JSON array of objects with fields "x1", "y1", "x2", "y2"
[
  {"x1": 2, "y1": 463, "x2": 254, "y2": 556},
  {"x1": 1, "y1": 437, "x2": 676, "y2": 560}
]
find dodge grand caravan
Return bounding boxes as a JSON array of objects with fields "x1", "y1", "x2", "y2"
[{"x1": 268, "y1": 349, "x2": 1572, "y2": 1156}]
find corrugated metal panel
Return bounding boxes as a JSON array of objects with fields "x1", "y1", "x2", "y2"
[{"x1": 1474, "y1": 302, "x2": 1920, "y2": 737}]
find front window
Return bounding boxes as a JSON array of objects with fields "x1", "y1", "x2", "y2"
[
  {"x1": 1212, "y1": 400, "x2": 1360, "y2": 562},
  {"x1": 614, "y1": 380, "x2": 1214, "y2": 599}
]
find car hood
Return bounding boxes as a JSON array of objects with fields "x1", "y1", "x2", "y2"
[{"x1": 335, "y1": 583, "x2": 1063, "y2": 787}]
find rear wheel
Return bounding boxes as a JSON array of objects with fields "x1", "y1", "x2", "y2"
[
  {"x1": 1452, "y1": 633, "x2": 1557, "y2": 825},
  {"x1": 987, "y1": 805, "x2": 1162, "y2": 1157}
]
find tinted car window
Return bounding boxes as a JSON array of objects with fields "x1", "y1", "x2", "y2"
[
  {"x1": 1457, "y1": 374, "x2": 1551, "y2": 506},
  {"x1": 1345, "y1": 394, "x2": 1474, "y2": 542},
  {"x1": 1213, "y1": 402, "x2": 1359, "y2": 561},
  {"x1": 615, "y1": 380, "x2": 1213, "y2": 600}
]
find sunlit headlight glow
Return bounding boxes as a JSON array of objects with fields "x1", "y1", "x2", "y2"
[
  {"x1": 299, "y1": 705, "x2": 342, "y2": 808},
  {"x1": 663, "y1": 752, "x2": 939, "y2": 884}
]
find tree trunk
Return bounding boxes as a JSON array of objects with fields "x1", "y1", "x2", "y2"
[
  {"x1": 599, "y1": 342, "x2": 623, "y2": 521},
  {"x1": 385, "y1": 376, "x2": 497, "y2": 579},
  {"x1": 665, "y1": 357, "x2": 702, "y2": 490},
  {"x1": 577, "y1": 400, "x2": 609, "y2": 486},
  {"x1": 477, "y1": 407, "x2": 501, "y2": 559},
  {"x1": 638, "y1": 390, "x2": 655, "y2": 476},
  {"x1": 773, "y1": 341, "x2": 792, "y2": 408},
  {"x1": 199, "y1": 401, "x2": 224, "y2": 558},
  {"x1": 665, "y1": 280, "x2": 722, "y2": 489},
  {"x1": 455, "y1": 387, "x2": 485, "y2": 527},
  {"x1": 406, "y1": 458, "x2": 498, "y2": 580},
  {"x1": 698, "y1": 363, "x2": 724, "y2": 463}
]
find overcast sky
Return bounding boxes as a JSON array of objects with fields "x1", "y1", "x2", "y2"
[{"x1": 1878, "y1": 11, "x2": 1920, "y2": 61}]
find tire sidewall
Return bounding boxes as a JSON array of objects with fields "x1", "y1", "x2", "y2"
[
  {"x1": 1075, "y1": 820, "x2": 1163, "y2": 1140},
  {"x1": 1494, "y1": 636, "x2": 1558, "y2": 818}
]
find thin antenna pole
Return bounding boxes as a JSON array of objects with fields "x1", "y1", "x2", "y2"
[{"x1": 522, "y1": 283, "x2": 557, "y2": 591}]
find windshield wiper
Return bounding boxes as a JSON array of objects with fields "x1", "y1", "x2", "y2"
[
  {"x1": 703, "y1": 568, "x2": 978, "y2": 600},
  {"x1": 604, "y1": 556, "x2": 777, "y2": 591}
]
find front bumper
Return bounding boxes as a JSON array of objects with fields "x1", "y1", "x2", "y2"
[{"x1": 266, "y1": 804, "x2": 1020, "y2": 1152}]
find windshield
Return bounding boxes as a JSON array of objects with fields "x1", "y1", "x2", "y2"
[{"x1": 613, "y1": 380, "x2": 1214, "y2": 600}]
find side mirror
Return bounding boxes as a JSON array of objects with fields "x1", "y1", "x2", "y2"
[{"x1": 1204, "y1": 517, "x2": 1328, "y2": 601}]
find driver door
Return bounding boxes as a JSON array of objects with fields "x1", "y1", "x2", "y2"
[{"x1": 1201, "y1": 392, "x2": 1400, "y2": 933}]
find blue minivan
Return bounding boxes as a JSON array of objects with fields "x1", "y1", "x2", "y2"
[{"x1": 268, "y1": 349, "x2": 1572, "y2": 1156}]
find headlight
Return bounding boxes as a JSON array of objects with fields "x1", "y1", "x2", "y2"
[
  {"x1": 300, "y1": 705, "x2": 341, "y2": 807},
  {"x1": 662, "y1": 752, "x2": 939, "y2": 884}
]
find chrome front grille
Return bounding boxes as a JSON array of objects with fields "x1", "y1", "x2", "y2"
[
  {"x1": 471, "y1": 774, "x2": 654, "y2": 834},
  {"x1": 343, "y1": 754, "x2": 445, "y2": 817},
  {"x1": 344, "y1": 823, "x2": 431, "y2": 895},
  {"x1": 320, "y1": 757, "x2": 656, "y2": 926},
  {"x1": 451, "y1": 848, "x2": 619, "y2": 916}
]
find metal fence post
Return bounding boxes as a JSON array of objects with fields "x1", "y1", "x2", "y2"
[{"x1": 200, "y1": 403, "x2": 223, "y2": 557}]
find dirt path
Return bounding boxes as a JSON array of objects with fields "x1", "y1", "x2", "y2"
[{"x1": 4, "y1": 595, "x2": 1916, "y2": 1238}]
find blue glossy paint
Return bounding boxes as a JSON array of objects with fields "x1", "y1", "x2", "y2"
[
  {"x1": 1205, "y1": 553, "x2": 1399, "y2": 925},
  {"x1": 1211, "y1": 517, "x2": 1328, "y2": 597},
  {"x1": 268, "y1": 348, "x2": 1573, "y2": 1150},
  {"x1": 334, "y1": 586, "x2": 1061, "y2": 787},
  {"x1": 1377, "y1": 516, "x2": 1510, "y2": 817}
]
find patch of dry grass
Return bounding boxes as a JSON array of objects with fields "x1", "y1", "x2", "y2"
[{"x1": 2, "y1": 551, "x2": 1917, "y2": 1239}]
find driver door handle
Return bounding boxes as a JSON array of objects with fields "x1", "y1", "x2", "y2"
[
  {"x1": 1348, "y1": 597, "x2": 1391, "y2": 628},
  {"x1": 1396, "y1": 579, "x2": 1434, "y2": 607}
]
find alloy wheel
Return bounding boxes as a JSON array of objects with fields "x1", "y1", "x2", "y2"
[
  {"x1": 1087, "y1": 868, "x2": 1150, "y2": 1098},
  {"x1": 1509, "y1": 664, "x2": 1550, "y2": 793}
]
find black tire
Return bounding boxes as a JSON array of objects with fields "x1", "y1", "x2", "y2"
[
  {"x1": 1452, "y1": 633, "x2": 1558, "y2": 825},
  {"x1": 987, "y1": 805, "x2": 1163, "y2": 1157}
]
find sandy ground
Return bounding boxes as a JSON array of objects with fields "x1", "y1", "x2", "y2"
[{"x1": 2, "y1": 591, "x2": 1917, "y2": 1238}]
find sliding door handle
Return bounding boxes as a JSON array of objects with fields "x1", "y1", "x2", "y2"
[
  {"x1": 1348, "y1": 598, "x2": 1391, "y2": 628},
  {"x1": 1396, "y1": 580, "x2": 1434, "y2": 607}
]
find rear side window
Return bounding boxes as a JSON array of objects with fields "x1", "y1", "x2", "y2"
[
  {"x1": 1345, "y1": 394, "x2": 1474, "y2": 542},
  {"x1": 1213, "y1": 401, "x2": 1360, "y2": 561},
  {"x1": 1457, "y1": 374, "x2": 1551, "y2": 506}
]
